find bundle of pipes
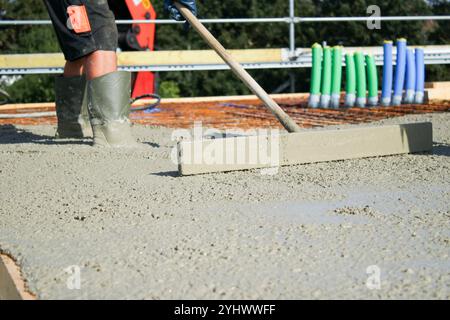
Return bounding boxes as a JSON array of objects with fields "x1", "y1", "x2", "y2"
[
  {"x1": 382, "y1": 39, "x2": 425, "y2": 106},
  {"x1": 309, "y1": 44, "x2": 343, "y2": 109},
  {"x1": 308, "y1": 40, "x2": 426, "y2": 109}
]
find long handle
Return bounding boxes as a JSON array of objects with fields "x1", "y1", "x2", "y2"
[{"x1": 174, "y1": 2, "x2": 301, "y2": 133}]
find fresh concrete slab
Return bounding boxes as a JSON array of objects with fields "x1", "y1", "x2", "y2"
[
  {"x1": 178, "y1": 122, "x2": 433, "y2": 175},
  {"x1": 0, "y1": 113, "x2": 449, "y2": 299}
]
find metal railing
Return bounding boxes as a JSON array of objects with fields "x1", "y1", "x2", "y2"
[
  {"x1": 1, "y1": 0, "x2": 450, "y2": 73},
  {"x1": 1, "y1": 15, "x2": 449, "y2": 25},
  {"x1": 2, "y1": 16, "x2": 450, "y2": 59}
]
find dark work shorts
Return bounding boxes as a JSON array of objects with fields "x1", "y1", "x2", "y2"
[{"x1": 44, "y1": 0, "x2": 118, "y2": 61}]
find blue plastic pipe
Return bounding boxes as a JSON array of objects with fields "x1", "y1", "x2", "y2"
[
  {"x1": 381, "y1": 41, "x2": 393, "y2": 106},
  {"x1": 415, "y1": 48, "x2": 425, "y2": 104},
  {"x1": 404, "y1": 48, "x2": 416, "y2": 104},
  {"x1": 393, "y1": 39, "x2": 407, "y2": 106}
]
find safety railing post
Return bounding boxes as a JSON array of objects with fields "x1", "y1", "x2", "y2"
[
  {"x1": 289, "y1": 0, "x2": 296, "y2": 59},
  {"x1": 289, "y1": 0, "x2": 296, "y2": 92}
]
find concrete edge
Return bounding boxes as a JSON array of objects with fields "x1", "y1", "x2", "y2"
[
  {"x1": 426, "y1": 87, "x2": 450, "y2": 103},
  {"x1": 1, "y1": 82, "x2": 448, "y2": 112},
  {"x1": 0, "y1": 253, "x2": 37, "y2": 300}
]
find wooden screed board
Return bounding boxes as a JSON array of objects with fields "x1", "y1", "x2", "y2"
[{"x1": 177, "y1": 122, "x2": 433, "y2": 175}]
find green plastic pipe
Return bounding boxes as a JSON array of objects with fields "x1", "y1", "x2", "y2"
[
  {"x1": 345, "y1": 53, "x2": 356, "y2": 107},
  {"x1": 330, "y1": 46, "x2": 343, "y2": 108},
  {"x1": 354, "y1": 51, "x2": 367, "y2": 107},
  {"x1": 320, "y1": 46, "x2": 332, "y2": 108},
  {"x1": 308, "y1": 43, "x2": 322, "y2": 108},
  {"x1": 365, "y1": 54, "x2": 379, "y2": 106}
]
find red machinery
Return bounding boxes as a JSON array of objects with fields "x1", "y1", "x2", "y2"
[{"x1": 108, "y1": 0, "x2": 157, "y2": 98}]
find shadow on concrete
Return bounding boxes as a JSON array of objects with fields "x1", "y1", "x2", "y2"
[
  {"x1": 433, "y1": 143, "x2": 450, "y2": 157},
  {"x1": 150, "y1": 171, "x2": 180, "y2": 177},
  {"x1": 142, "y1": 141, "x2": 161, "y2": 148},
  {"x1": 0, "y1": 124, "x2": 90, "y2": 145}
]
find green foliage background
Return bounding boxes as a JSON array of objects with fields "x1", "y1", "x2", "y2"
[{"x1": 0, "y1": 0, "x2": 449, "y2": 102}]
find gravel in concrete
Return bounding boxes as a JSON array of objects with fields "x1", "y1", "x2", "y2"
[{"x1": 0, "y1": 113, "x2": 449, "y2": 299}]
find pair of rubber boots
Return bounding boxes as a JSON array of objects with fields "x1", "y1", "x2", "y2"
[{"x1": 55, "y1": 71, "x2": 139, "y2": 147}]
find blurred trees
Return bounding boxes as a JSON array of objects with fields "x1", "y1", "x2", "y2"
[
  {"x1": 0, "y1": 0, "x2": 448, "y2": 102},
  {"x1": 0, "y1": 0, "x2": 59, "y2": 102}
]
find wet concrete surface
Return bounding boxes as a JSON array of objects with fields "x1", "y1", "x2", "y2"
[{"x1": 0, "y1": 112, "x2": 449, "y2": 299}]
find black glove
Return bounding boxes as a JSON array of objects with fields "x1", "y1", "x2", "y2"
[{"x1": 164, "y1": 0, "x2": 198, "y2": 21}]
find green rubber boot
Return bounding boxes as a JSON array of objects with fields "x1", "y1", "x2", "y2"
[
  {"x1": 55, "y1": 76, "x2": 92, "y2": 138},
  {"x1": 87, "y1": 71, "x2": 140, "y2": 148}
]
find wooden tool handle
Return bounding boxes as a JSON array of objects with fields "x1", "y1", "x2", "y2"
[{"x1": 174, "y1": 2, "x2": 301, "y2": 133}]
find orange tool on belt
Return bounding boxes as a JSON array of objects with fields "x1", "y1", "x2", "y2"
[{"x1": 67, "y1": 5, "x2": 91, "y2": 34}]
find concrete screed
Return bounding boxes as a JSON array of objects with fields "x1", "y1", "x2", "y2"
[{"x1": 0, "y1": 112, "x2": 449, "y2": 299}]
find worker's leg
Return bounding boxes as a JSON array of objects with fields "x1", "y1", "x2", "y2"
[
  {"x1": 84, "y1": 51, "x2": 117, "y2": 80},
  {"x1": 52, "y1": 57, "x2": 91, "y2": 138},
  {"x1": 43, "y1": 0, "x2": 94, "y2": 138},
  {"x1": 63, "y1": 58, "x2": 85, "y2": 77},
  {"x1": 54, "y1": 57, "x2": 91, "y2": 138},
  {"x1": 63, "y1": 49, "x2": 119, "y2": 80},
  {"x1": 45, "y1": 0, "x2": 138, "y2": 146},
  {"x1": 86, "y1": 56, "x2": 139, "y2": 148}
]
